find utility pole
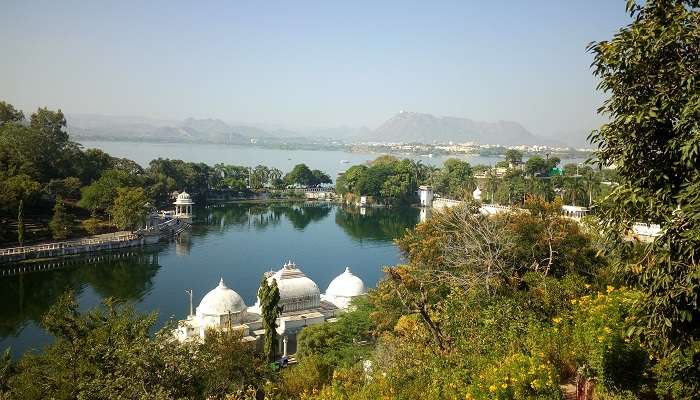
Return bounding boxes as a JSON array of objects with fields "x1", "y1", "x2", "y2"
[{"x1": 185, "y1": 289, "x2": 193, "y2": 317}]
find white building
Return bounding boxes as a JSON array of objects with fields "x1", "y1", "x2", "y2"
[
  {"x1": 321, "y1": 267, "x2": 366, "y2": 309},
  {"x1": 418, "y1": 185, "x2": 433, "y2": 207},
  {"x1": 175, "y1": 261, "x2": 366, "y2": 356},
  {"x1": 174, "y1": 191, "x2": 194, "y2": 221}
]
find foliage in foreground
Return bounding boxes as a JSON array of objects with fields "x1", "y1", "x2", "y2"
[{"x1": 0, "y1": 292, "x2": 271, "y2": 400}]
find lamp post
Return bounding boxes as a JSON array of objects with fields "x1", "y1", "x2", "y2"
[{"x1": 185, "y1": 289, "x2": 193, "y2": 317}]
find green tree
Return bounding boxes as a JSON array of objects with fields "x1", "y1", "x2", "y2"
[
  {"x1": 312, "y1": 169, "x2": 332, "y2": 186},
  {"x1": 49, "y1": 197, "x2": 73, "y2": 240},
  {"x1": 251, "y1": 165, "x2": 270, "y2": 190},
  {"x1": 0, "y1": 174, "x2": 41, "y2": 216},
  {"x1": 525, "y1": 155, "x2": 548, "y2": 177},
  {"x1": 4, "y1": 292, "x2": 204, "y2": 399},
  {"x1": 0, "y1": 101, "x2": 24, "y2": 124},
  {"x1": 17, "y1": 199, "x2": 24, "y2": 246},
  {"x1": 109, "y1": 187, "x2": 149, "y2": 231},
  {"x1": 284, "y1": 163, "x2": 316, "y2": 187},
  {"x1": 29, "y1": 107, "x2": 68, "y2": 143},
  {"x1": 258, "y1": 276, "x2": 281, "y2": 362},
  {"x1": 268, "y1": 167, "x2": 284, "y2": 189},
  {"x1": 432, "y1": 158, "x2": 473, "y2": 198},
  {"x1": 504, "y1": 149, "x2": 523, "y2": 166},
  {"x1": 589, "y1": 1, "x2": 700, "y2": 397},
  {"x1": 79, "y1": 169, "x2": 142, "y2": 215}
]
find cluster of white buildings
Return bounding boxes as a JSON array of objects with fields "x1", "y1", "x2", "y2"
[{"x1": 175, "y1": 261, "x2": 366, "y2": 357}]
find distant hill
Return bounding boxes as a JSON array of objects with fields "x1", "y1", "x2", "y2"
[
  {"x1": 67, "y1": 112, "x2": 564, "y2": 146},
  {"x1": 369, "y1": 111, "x2": 547, "y2": 145},
  {"x1": 69, "y1": 115, "x2": 250, "y2": 144}
]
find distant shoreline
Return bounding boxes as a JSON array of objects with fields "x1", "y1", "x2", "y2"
[{"x1": 75, "y1": 137, "x2": 593, "y2": 160}]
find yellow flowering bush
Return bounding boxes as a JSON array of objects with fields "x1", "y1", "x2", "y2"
[
  {"x1": 561, "y1": 287, "x2": 651, "y2": 393},
  {"x1": 466, "y1": 353, "x2": 562, "y2": 399}
]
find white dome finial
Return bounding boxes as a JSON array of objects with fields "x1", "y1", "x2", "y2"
[
  {"x1": 345, "y1": 266, "x2": 351, "y2": 274},
  {"x1": 219, "y1": 277, "x2": 226, "y2": 288}
]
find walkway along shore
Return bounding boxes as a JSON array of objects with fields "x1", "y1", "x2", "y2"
[{"x1": 0, "y1": 218, "x2": 189, "y2": 265}]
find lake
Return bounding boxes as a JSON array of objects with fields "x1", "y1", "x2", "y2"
[
  {"x1": 0, "y1": 203, "x2": 418, "y2": 357},
  {"x1": 78, "y1": 140, "x2": 587, "y2": 177}
]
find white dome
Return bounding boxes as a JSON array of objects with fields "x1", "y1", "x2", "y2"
[
  {"x1": 267, "y1": 261, "x2": 320, "y2": 312},
  {"x1": 326, "y1": 267, "x2": 365, "y2": 297},
  {"x1": 174, "y1": 191, "x2": 194, "y2": 205},
  {"x1": 197, "y1": 278, "x2": 247, "y2": 317}
]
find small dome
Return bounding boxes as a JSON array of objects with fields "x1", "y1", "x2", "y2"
[
  {"x1": 174, "y1": 191, "x2": 194, "y2": 205},
  {"x1": 326, "y1": 267, "x2": 365, "y2": 297},
  {"x1": 197, "y1": 278, "x2": 247, "y2": 316}
]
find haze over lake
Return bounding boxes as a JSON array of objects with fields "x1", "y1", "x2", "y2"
[{"x1": 79, "y1": 140, "x2": 587, "y2": 177}]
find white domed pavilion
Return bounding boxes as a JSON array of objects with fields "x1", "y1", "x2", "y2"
[
  {"x1": 174, "y1": 191, "x2": 194, "y2": 220},
  {"x1": 175, "y1": 278, "x2": 254, "y2": 342},
  {"x1": 322, "y1": 267, "x2": 366, "y2": 309},
  {"x1": 196, "y1": 278, "x2": 248, "y2": 327}
]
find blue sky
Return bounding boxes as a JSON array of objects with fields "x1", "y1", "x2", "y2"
[{"x1": 0, "y1": 1, "x2": 631, "y2": 141}]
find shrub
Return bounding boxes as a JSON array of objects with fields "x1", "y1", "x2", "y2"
[
  {"x1": 467, "y1": 353, "x2": 562, "y2": 399},
  {"x1": 561, "y1": 287, "x2": 651, "y2": 394},
  {"x1": 81, "y1": 218, "x2": 104, "y2": 235}
]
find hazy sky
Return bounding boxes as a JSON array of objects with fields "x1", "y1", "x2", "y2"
[{"x1": 1, "y1": 1, "x2": 630, "y2": 140}]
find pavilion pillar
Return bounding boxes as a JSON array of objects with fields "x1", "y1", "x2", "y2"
[{"x1": 283, "y1": 336, "x2": 288, "y2": 357}]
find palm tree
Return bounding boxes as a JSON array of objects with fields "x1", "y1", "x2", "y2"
[{"x1": 563, "y1": 177, "x2": 586, "y2": 206}]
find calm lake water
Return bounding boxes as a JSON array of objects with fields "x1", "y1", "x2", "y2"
[
  {"x1": 78, "y1": 140, "x2": 587, "y2": 177},
  {"x1": 0, "y1": 203, "x2": 418, "y2": 357}
]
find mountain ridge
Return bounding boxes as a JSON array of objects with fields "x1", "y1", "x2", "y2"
[
  {"x1": 369, "y1": 111, "x2": 548, "y2": 145},
  {"x1": 68, "y1": 112, "x2": 565, "y2": 146}
]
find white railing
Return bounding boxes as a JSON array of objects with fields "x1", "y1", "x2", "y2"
[{"x1": 0, "y1": 233, "x2": 138, "y2": 256}]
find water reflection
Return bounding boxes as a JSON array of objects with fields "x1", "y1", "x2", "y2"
[
  {"x1": 1, "y1": 202, "x2": 418, "y2": 356},
  {"x1": 335, "y1": 206, "x2": 419, "y2": 243},
  {"x1": 199, "y1": 203, "x2": 333, "y2": 231},
  {"x1": 0, "y1": 249, "x2": 162, "y2": 338}
]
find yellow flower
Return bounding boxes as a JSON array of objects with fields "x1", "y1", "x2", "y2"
[
  {"x1": 597, "y1": 336, "x2": 604, "y2": 342},
  {"x1": 603, "y1": 326, "x2": 612, "y2": 334},
  {"x1": 607, "y1": 285, "x2": 615, "y2": 293},
  {"x1": 584, "y1": 284, "x2": 591, "y2": 289},
  {"x1": 501, "y1": 383, "x2": 508, "y2": 389},
  {"x1": 570, "y1": 299, "x2": 577, "y2": 304},
  {"x1": 489, "y1": 384, "x2": 497, "y2": 393},
  {"x1": 552, "y1": 317, "x2": 562, "y2": 324}
]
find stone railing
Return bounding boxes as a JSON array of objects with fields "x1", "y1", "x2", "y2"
[{"x1": 0, "y1": 233, "x2": 137, "y2": 256}]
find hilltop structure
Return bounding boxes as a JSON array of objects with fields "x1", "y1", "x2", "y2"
[{"x1": 175, "y1": 261, "x2": 366, "y2": 356}]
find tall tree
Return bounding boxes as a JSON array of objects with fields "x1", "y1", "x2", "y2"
[
  {"x1": 589, "y1": 1, "x2": 700, "y2": 397},
  {"x1": 109, "y1": 187, "x2": 149, "y2": 231},
  {"x1": 259, "y1": 276, "x2": 282, "y2": 362},
  {"x1": 504, "y1": 149, "x2": 523, "y2": 166},
  {"x1": 0, "y1": 101, "x2": 24, "y2": 125},
  {"x1": 29, "y1": 107, "x2": 68, "y2": 143},
  {"x1": 49, "y1": 196, "x2": 73, "y2": 240},
  {"x1": 284, "y1": 164, "x2": 316, "y2": 187},
  {"x1": 17, "y1": 200, "x2": 24, "y2": 246}
]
